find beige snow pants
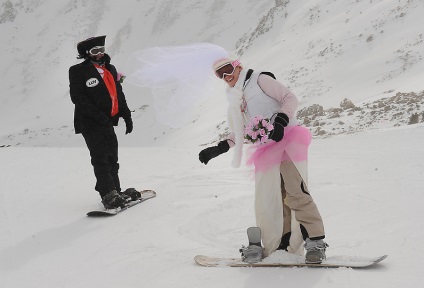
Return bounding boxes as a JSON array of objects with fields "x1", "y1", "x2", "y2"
[
  {"x1": 280, "y1": 160, "x2": 325, "y2": 241},
  {"x1": 255, "y1": 164, "x2": 284, "y2": 256}
]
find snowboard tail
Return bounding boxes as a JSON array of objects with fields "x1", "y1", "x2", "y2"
[
  {"x1": 194, "y1": 253, "x2": 387, "y2": 268},
  {"x1": 87, "y1": 190, "x2": 156, "y2": 217}
]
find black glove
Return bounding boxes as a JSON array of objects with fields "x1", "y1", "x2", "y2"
[
  {"x1": 199, "y1": 140, "x2": 230, "y2": 165},
  {"x1": 269, "y1": 113, "x2": 289, "y2": 142},
  {"x1": 124, "y1": 117, "x2": 133, "y2": 134}
]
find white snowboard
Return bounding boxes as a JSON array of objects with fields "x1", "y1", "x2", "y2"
[{"x1": 195, "y1": 251, "x2": 387, "y2": 268}]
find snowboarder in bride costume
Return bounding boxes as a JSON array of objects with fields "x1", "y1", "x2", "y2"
[
  {"x1": 123, "y1": 43, "x2": 326, "y2": 263},
  {"x1": 69, "y1": 35, "x2": 140, "y2": 209},
  {"x1": 198, "y1": 55, "x2": 328, "y2": 264}
]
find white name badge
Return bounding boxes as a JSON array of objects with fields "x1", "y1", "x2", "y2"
[{"x1": 86, "y1": 78, "x2": 99, "y2": 87}]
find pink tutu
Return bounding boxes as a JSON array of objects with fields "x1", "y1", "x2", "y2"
[{"x1": 246, "y1": 126, "x2": 312, "y2": 172}]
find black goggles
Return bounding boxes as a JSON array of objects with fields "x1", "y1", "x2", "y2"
[{"x1": 88, "y1": 46, "x2": 105, "y2": 56}]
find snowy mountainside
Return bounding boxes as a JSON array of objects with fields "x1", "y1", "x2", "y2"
[
  {"x1": 1, "y1": 1, "x2": 424, "y2": 287},
  {"x1": 0, "y1": 0, "x2": 423, "y2": 148},
  {"x1": 298, "y1": 90, "x2": 424, "y2": 138},
  {"x1": 242, "y1": 0, "x2": 424, "y2": 105}
]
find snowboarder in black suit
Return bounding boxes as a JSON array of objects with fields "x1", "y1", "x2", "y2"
[{"x1": 69, "y1": 35, "x2": 137, "y2": 209}]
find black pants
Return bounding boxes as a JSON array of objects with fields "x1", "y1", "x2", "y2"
[{"x1": 82, "y1": 127, "x2": 120, "y2": 197}]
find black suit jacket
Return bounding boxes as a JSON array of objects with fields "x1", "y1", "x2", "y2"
[{"x1": 69, "y1": 59, "x2": 132, "y2": 134}]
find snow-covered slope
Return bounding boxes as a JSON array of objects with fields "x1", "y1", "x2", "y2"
[
  {"x1": 0, "y1": 1, "x2": 423, "y2": 287},
  {"x1": 1, "y1": 124, "x2": 423, "y2": 287}
]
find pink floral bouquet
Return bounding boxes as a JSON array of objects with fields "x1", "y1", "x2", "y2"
[{"x1": 244, "y1": 115, "x2": 274, "y2": 144}]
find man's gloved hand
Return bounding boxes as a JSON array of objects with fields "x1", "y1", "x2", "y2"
[
  {"x1": 124, "y1": 117, "x2": 133, "y2": 134},
  {"x1": 269, "y1": 113, "x2": 289, "y2": 142},
  {"x1": 199, "y1": 140, "x2": 230, "y2": 165}
]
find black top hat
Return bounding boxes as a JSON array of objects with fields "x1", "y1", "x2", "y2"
[{"x1": 77, "y1": 35, "x2": 106, "y2": 57}]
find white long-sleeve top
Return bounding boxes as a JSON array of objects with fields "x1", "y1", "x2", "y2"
[
  {"x1": 226, "y1": 71, "x2": 299, "y2": 147},
  {"x1": 257, "y1": 74, "x2": 299, "y2": 119}
]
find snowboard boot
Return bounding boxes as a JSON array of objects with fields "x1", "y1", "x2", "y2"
[
  {"x1": 239, "y1": 227, "x2": 264, "y2": 263},
  {"x1": 101, "y1": 190, "x2": 128, "y2": 209},
  {"x1": 277, "y1": 232, "x2": 291, "y2": 251},
  {"x1": 121, "y1": 188, "x2": 142, "y2": 201},
  {"x1": 304, "y1": 238, "x2": 329, "y2": 264},
  {"x1": 119, "y1": 192, "x2": 132, "y2": 203}
]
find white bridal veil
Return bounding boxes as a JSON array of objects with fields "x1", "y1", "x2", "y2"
[{"x1": 125, "y1": 43, "x2": 229, "y2": 128}]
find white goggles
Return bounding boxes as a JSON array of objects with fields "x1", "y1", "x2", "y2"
[{"x1": 88, "y1": 46, "x2": 105, "y2": 56}]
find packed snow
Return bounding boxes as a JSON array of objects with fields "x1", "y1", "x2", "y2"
[{"x1": 1, "y1": 0, "x2": 423, "y2": 287}]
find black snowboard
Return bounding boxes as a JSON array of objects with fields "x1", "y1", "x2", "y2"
[{"x1": 87, "y1": 190, "x2": 156, "y2": 217}]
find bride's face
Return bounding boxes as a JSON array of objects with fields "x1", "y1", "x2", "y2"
[{"x1": 223, "y1": 66, "x2": 242, "y2": 87}]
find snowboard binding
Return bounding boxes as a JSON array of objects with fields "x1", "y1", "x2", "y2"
[
  {"x1": 121, "y1": 188, "x2": 142, "y2": 201},
  {"x1": 239, "y1": 227, "x2": 264, "y2": 263}
]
